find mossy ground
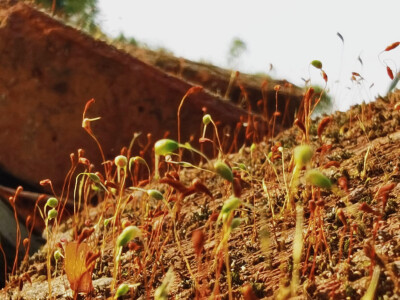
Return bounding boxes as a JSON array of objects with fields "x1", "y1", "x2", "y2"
[{"x1": 3, "y1": 93, "x2": 400, "y2": 300}]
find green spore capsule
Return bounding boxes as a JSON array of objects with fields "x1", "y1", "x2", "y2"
[
  {"x1": 147, "y1": 189, "x2": 164, "y2": 201},
  {"x1": 47, "y1": 208, "x2": 58, "y2": 220},
  {"x1": 154, "y1": 139, "x2": 179, "y2": 156},
  {"x1": 311, "y1": 60, "x2": 323, "y2": 69},
  {"x1": 306, "y1": 169, "x2": 332, "y2": 189},
  {"x1": 114, "y1": 155, "x2": 128, "y2": 168},
  {"x1": 294, "y1": 145, "x2": 313, "y2": 167},
  {"x1": 116, "y1": 226, "x2": 141, "y2": 248},
  {"x1": 115, "y1": 283, "x2": 130, "y2": 298},
  {"x1": 53, "y1": 250, "x2": 62, "y2": 261},
  {"x1": 88, "y1": 173, "x2": 101, "y2": 183},
  {"x1": 202, "y1": 114, "x2": 212, "y2": 125},
  {"x1": 46, "y1": 197, "x2": 58, "y2": 208},
  {"x1": 214, "y1": 161, "x2": 234, "y2": 182},
  {"x1": 230, "y1": 218, "x2": 242, "y2": 230}
]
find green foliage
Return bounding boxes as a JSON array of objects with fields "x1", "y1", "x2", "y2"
[
  {"x1": 227, "y1": 37, "x2": 247, "y2": 67},
  {"x1": 34, "y1": 0, "x2": 99, "y2": 34},
  {"x1": 114, "y1": 32, "x2": 138, "y2": 46}
]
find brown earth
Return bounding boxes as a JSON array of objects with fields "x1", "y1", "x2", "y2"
[
  {"x1": 3, "y1": 90, "x2": 400, "y2": 299},
  {"x1": 116, "y1": 43, "x2": 303, "y2": 120},
  {"x1": 0, "y1": 3, "x2": 302, "y2": 194}
]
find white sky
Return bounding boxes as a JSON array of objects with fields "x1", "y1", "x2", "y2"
[{"x1": 97, "y1": 0, "x2": 400, "y2": 112}]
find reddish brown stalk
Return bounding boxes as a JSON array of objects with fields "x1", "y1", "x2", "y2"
[
  {"x1": 261, "y1": 80, "x2": 269, "y2": 122},
  {"x1": 271, "y1": 85, "x2": 280, "y2": 137},
  {"x1": 347, "y1": 223, "x2": 357, "y2": 263},
  {"x1": 281, "y1": 83, "x2": 292, "y2": 127},
  {"x1": 294, "y1": 118, "x2": 306, "y2": 136},
  {"x1": 303, "y1": 200, "x2": 316, "y2": 276},
  {"x1": 228, "y1": 120, "x2": 242, "y2": 154},
  {"x1": 302, "y1": 87, "x2": 314, "y2": 142},
  {"x1": 165, "y1": 171, "x2": 180, "y2": 181},
  {"x1": 238, "y1": 84, "x2": 254, "y2": 141},
  {"x1": 147, "y1": 232, "x2": 171, "y2": 297},
  {"x1": 322, "y1": 160, "x2": 340, "y2": 169},
  {"x1": 337, "y1": 208, "x2": 348, "y2": 261},
  {"x1": 10, "y1": 187, "x2": 23, "y2": 277},
  {"x1": 82, "y1": 99, "x2": 108, "y2": 178},
  {"x1": 222, "y1": 123, "x2": 233, "y2": 150},
  {"x1": 0, "y1": 242, "x2": 7, "y2": 285},
  {"x1": 140, "y1": 133, "x2": 153, "y2": 158},
  {"x1": 192, "y1": 229, "x2": 206, "y2": 299},
  {"x1": 177, "y1": 86, "x2": 203, "y2": 158},
  {"x1": 252, "y1": 117, "x2": 260, "y2": 144},
  {"x1": 317, "y1": 116, "x2": 332, "y2": 142},
  {"x1": 39, "y1": 179, "x2": 57, "y2": 197},
  {"x1": 58, "y1": 153, "x2": 77, "y2": 224},
  {"x1": 22, "y1": 219, "x2": 31, "y2": 263}
]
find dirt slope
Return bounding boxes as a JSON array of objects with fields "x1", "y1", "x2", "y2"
[{"x1": 2, "y1": 91, "x2": 400, "y2": 299}]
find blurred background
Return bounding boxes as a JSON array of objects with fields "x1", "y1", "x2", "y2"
[
  {"x1": 96, "y1": 0, "x2": 400, "y2": 112},
  {"x1": 32, "y1": 0, "x2": 400, "y2": 112}
]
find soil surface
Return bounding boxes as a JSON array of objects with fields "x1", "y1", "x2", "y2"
[{"x1": 2, "y1": 90, "x2": 400, "y2": 299}]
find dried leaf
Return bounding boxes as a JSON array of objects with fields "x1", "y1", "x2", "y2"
[
  {"x1": 64, "y1": 242, "x2": 95, "y2": 294},
  {"x1": 322, "y1": 160, "x2": 340, "y2": 169},
  {"x1": 294, "y1": 118, "x2": 306, "y2": 135},
  {"x1": 159, "y1": 177, "x2": 188, "y2": 193},
  {"x1": 192, "y1": 178, "x2": 213, "y2": 199}
]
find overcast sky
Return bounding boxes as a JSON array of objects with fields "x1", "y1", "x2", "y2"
[{"x1": 97, "y1": 0, "x2": 400, "y2": 111}]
